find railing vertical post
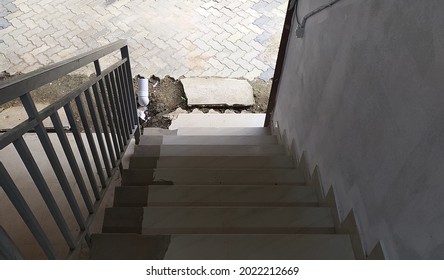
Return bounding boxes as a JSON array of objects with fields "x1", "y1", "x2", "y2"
[
  {"x1": 121, "y1": 45, "x2": 141, "y2": 144},
  {"x1": 93, "y1": 60, "x2": 117, "y2": 167},
  {"x1": 50, "y1": 112, "x2": 94, "y2": 213},
  {"x1": 0, "y1": 226, "x2": 24, "y2": 260},
  {"x1": 104, "y1": 74, "x2": 126, "y2": 151},
  {"x1": 117, "y1": 67, "x2": 133, "y2": 131},
  {"x1": 12, "y1": 137, "x2": 76, "y2": 250},
  {"x1": 112, "y1": 70, "x2": 131, "y2": 142},
  {"x1": 91, "y1": 83, "x2": 117, "y2": 167},
  {"x1": 74, "y1": 95, "x2": 107, "y2": 187},
  {"x1": 94, "y1": 60, "x2": 123, "y2": 160},
  {"x1": 0, "y1": 162, "x2": 57, "y2": 259},
  {"x1": 0, "y1": 40, "x2": 140, "y2": 259},
  {"x1": 20, "y1": 93, "x2": 86, "y2": 230},
  {"x1": 63, "y1": 103, "x2": 101, "y2": 198},
  {"x1": 84, "y1": 87, "x2": 113, "y2": 177}
]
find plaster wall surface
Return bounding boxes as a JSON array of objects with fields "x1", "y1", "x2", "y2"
[{"x1": 273, "y1": 0, "x2": 444, "y2": 259}]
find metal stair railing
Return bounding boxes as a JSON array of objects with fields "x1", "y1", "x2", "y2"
[{"x1": 0, "y1": 39, "x2": 140, "y2": 259}]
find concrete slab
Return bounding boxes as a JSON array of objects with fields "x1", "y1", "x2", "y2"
[
  {"x1": 181, "y1": 78, "x2": 254, "y2": 106},
  {"x1": 170, "y1": 113, "x2": 266, "y2": 129}
]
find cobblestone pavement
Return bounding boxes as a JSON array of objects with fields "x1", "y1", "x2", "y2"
[{"x1": 0, "y1": 0, "x2": 286, "y2": 80}]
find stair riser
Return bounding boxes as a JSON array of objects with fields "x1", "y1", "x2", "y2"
[
  {"x1": 121, "y1": 169, "x2": 305, "y2": 185},
  {"x1": 142, "y1": 228, "x2": 334, "y2": 234},
  {"x1": 90, "y1": 234, "x2": 356, "y2": 260},
  {"x1": 133, "y1": 145, "x2": 286, "y2": 157},
  {"x1": 139, "y1": 135, "x2": 278, "y2": 146},
  {"x1": 113, "y1": 185, "x2": 318, "y2": 207},
  {"x1": 176, "y1": 127, "x2": 270, "y2": 136},
  {"x1": 129, "y1": 156, "x2": 295, "y2": 169},
  {"x1": 102, "y1": 207, "x2": 334, "y2": 234},
  {"x1": 96, "y1": 126, "x2": 356, "y2": 260}
]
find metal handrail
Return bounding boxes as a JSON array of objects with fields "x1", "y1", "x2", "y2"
[
  {"x1": 0, "y1": 40, "x2": 140, "y2": 259},
  {"x1": 0, "y1": 40, "x2": 128, "y2": 104}
]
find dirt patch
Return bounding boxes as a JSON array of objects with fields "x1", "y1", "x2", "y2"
[
  {"x1": 248, "y1": 78, "x2": 272, "y2": 113},
  {"x1": 134, "y1": 75, "x2": 271, "y2": 129},
  {"x1": 1, "y1": 72, "x2": 98, "y2": 131},
  {"x1": 0, "y1": 71, "x2": 89, "y2": 110},
  {"x1": 0, "y1": 71, "x2": 13, "y2": 82},
  {"x1": 1, "y1": 71, "x2": 272, "y2": 131},
  {"x1": 134, "y1": 75, "x2": 188, "y2": 129}
]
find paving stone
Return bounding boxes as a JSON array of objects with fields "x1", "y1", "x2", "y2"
[
  {"x1": 0, "y1": 17, "x2": 11, "y2": 29},
  {"x1": 0, "y1": 0, "x2": 285, "y2": 79},
  {"x1": 182, "y1": 77, "x2": 254, "y2": 106},
  {"x1": 260, "y1": 67, "x2": 275, "y2": 81}
]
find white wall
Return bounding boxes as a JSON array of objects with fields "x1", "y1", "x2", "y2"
[{"x1": 273, "y1": 0, "x2": 444, "y2": 259}]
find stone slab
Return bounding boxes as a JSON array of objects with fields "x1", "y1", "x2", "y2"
[{"x1": 181, "y1": 78, "x2": 255, "y2": 106}]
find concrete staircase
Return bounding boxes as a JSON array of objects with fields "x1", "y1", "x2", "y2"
[{"x1": 89, "y1": 127, "x2": 355, "y2": 259}]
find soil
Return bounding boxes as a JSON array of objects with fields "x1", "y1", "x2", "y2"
[
  {"x1": 134, "y1": 75, "x2": 271, "y2": 129},
  {"x1": 1, "y1": 71, "x2": 272, "y2": 130},
  {"x1": 0, "y1": 71, "x2": 89, "y2": 110},
  {"x1": 248, "y1": 78, "x2": 272, "y2": 112},
  {"x1": 0, "y1": 71, "x2": 12, "y2": 82},
  {"x1": 134, "y1": 75, "x2": 188, "y2": 129}
]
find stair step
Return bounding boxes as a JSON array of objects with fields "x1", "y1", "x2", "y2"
[
  {"x1": 139, "y1": 135, "x2": 278, "y2": 145},
  {"x1": 90, "y1": 234, "x2": 355, "y2": 259},
  {"x1": 121, "y1": 168, "x2": 305, "y2": 185},
  {"x1": 176, "y1": 127, "x2": 270, "y2": 136},
  {"x1": 129, "y1": 156, "x2": 295, "y2": 169},
  {"x1": 143, "y1": 127, "x2": 178, "y2": 136},
  {"x1": 113, "y1": 185, "x2": 318, "y2": 207},
  {"x1": 133, "y1": 145, "x2": 286, "y2": 157},
  {"x1": 102, "y1": 207, "x2": 334, "y2": 234}
]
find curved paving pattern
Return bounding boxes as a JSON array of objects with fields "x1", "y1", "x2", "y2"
[{"x1": 0, "y1": 0, "x2": 286, "y2": 80}]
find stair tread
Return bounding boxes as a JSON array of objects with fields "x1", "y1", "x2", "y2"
[
  {"x1": 129, "y1": 155, "x2": 295, "y2": 169},
  {"x1": 113, "y1": 185, "x2": 318, "y2": 207},
  {"x1": 90, "y1": 233, "x2": 355, "y2": 260},
  {"x1": 133, "y1": 144, "x2": 286, "y2": 157},
  {"x1": 94, "y1": 126, "x2": 355, "y2": 260},
  {"x1": 176, "y1": 127, "x2": 270, "y2": 136},
  {"x1": 139, "y1": 135, "x2": 278, "y2": 145},
  {"x1": 143, "y1": 128, "x2": 178, "y2": 136},
  {"x1": 102, "y1": 207, "x2": 334, "y2": 234},
  {"x1": 121, "y1": 168, "x2": 305, "y2": 185}
]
